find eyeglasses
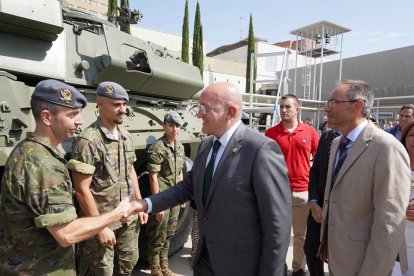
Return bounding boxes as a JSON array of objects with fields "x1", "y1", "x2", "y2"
[
  {"x1": 325, "y1": 99, "x2": 358, "y2": 108},
  {"x1": 197, "y1": 104, "x2": 212, "y2": 115},
  {"x1": 197, "y1": 104, "x2": 226, "y2": 115}
]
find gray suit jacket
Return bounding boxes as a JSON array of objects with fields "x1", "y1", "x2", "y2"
[
  {"x1": 150, "y1": 123, "x2": 292, "y2": 276},
  {"x1": 320, "y1": 121, "x2": 410, "y2": 276}
]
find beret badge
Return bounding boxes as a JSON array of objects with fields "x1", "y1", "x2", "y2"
[
  {"x1": 59, "y1": 89, "x2": 72, "y2": 103},
  {"x1": 105, "y1": 85, "x2": 114, "y2": 96}
]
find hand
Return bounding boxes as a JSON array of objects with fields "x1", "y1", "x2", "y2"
[
  {"x1": 318, "y1": 244, "x2": 328, "y2": 263},
  {"x1": 407, "y1": 200, "x2": 414, "y2": 222},
  {"x1": 139, "y1": 212, "x2": 148, "y2": 224},
  {"x1": 97, "y1": 227, "x2": 116, "y2": 247},
  {"x1": 155, "y1": 211, "x2": 164, "y2": 222},
  {"x1": 117, "y1": 196, "x2": 132, "y2": 215},
  {"x1": 310, "y1": 202, "x2": 323, "y2": 223},
  {"x1": 124, "y1": 198, "x2": 147, "y2": 218},
  {"x1": 181, "y1": 203, "x2": 186, "y2": 208}
]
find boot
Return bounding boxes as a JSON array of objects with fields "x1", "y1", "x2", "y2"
[
  {"x1": 150, "y1": 264, "x2": 163, "y2": 276},
  {"x1": 160, "y1": 259, "x2": 177, "y2": 276}
]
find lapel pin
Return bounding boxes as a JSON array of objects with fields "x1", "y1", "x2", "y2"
[{"x1": 232, "y1": 147, "x2": 238, "y2": 153}]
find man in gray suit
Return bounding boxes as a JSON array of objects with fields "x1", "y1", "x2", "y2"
[
  {"x1": 125, "y1": 82, "x2": 292, "y2": 276},
  {"x1": 319, "y1": 80, "x2": 410, "y2": 275}
]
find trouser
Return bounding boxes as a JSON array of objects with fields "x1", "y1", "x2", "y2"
[
  {"x1": 193, "y1": 244, "x2": 214, "y2": 276},
  {"x1": 78, "y1": 221, "x2": 139, "y2": 276},
  {"x1": 304, "y1": 212, "x2": 325, "y2": 276},
  {"x1": 146, "y1": 205, "x2": 180, "y2": 265},
  {"x1": 292, "y1": 191, "x2": 309, "y2": 272}
]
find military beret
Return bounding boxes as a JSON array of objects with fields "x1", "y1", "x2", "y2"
[
  {"x1": 32, "y1": 79, "x2": 87, "y2": 109},
  {"x1": 164, "y1": 110, "x2": 184, "y2": 126},
  {"x1": 97, "y1": 81, "x2": 129, "y2": 102}
]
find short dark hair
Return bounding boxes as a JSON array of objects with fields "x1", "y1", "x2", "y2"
[
  {"x1": 31, "y1": 98, "x2": 60, "y2": 120},
  {"x1": 399, "y1": 104, "x2": 414, "y2": 114},
  {"x1": 280, "y1": 94, "x2": 300, "y2": 106}
]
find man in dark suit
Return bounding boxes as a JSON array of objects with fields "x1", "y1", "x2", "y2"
[
  {"x1": 125, "y1": 82, "x2": 292, "y2": 276},
  {"x1": 385, "y1": 104, "x2": 414, "y2": 140},
  {"x1": 304, "y1": 129, "x2": 338, "y2": 276}
]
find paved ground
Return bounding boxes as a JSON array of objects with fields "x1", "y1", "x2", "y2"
[{"x1": 132, "y1": 233, "x2": 329, "y2": 275}]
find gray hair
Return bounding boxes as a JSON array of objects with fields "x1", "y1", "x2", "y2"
[{"x1": 337, "y1": 79, "x2": 374, "y2": 118}]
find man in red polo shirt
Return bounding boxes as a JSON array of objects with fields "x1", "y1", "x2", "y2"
[{"x1": 265, "y1": 94, "x2": 319, "y2": 276}]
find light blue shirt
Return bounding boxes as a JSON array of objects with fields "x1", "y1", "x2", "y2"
[
  {"x1": 334, "y1": 119, "x2": 368, "y2": 168},
  {"x1": 146, "y1": 120, "x2": 242, "y2": 213}
]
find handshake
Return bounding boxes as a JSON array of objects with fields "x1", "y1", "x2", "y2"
[{"x1": 116, "y1": 197, "x2": 149, "y2": 224}]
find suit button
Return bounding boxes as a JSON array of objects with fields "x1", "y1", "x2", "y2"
[{"x1": 203, "y1": 216, "x2": 208, "y2": 221}]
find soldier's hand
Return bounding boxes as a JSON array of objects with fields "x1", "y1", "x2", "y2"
[
  {"x1": 180, "y1": 203, "x2": 186, "y2": 208},
  {"x1": 155, "y1": 211, "x2": 164, "y2": 222},
  {"x1": 139, "y1": 212, "x2": 148, "y2": 224},
  {"x1": 98, "y1": 227, "x2": 116, "y2": 246}
]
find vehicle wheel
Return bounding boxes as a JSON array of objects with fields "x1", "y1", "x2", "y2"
[{"x1": 137, "y1": 157, "x2": 194, "y2": 260}]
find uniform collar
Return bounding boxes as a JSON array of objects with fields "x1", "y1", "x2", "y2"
[{"x1": 96, "y1": 118, "x2": 127, "y2": 141}]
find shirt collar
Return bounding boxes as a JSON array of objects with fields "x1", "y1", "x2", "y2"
[
  {"x1": 214, "y1": 120, "x2": 241, "y2": 149},
  {"x1": 345, "y1": 119, "x2": 368, "y2": 143}
]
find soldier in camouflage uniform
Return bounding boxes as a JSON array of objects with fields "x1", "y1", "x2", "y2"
[
  {"x1": 146, "y1": 111, "x2": 185, "y2": 276},
  {"x1": 68, "y1": 81, "x2": 147, "y2": 276},
  {"x1": 0, "y1": 79, "x2": 131, "y2": 275}
]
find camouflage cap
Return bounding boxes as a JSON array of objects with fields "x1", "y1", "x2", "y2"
[
  {"x1": 97, "y1": 81, "x2": 129, "y2": 102},
  {"x1": 164, "y1": 110, "x2": 184, "y2": 126},
  {"x1": 32, "y1": 79, "x2": 87, "y2": 108}
]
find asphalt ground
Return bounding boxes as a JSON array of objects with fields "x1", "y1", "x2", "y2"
[{"x1": 132, "y1": 232, "x2": 329, "y2": 275}]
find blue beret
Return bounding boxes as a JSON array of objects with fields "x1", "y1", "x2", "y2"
[
  {"x1": 164, "y1": 110, "x2": 184, "y2": 126},
  {"x1": 97, "y1": 81, "x2": 129, "y2": 102},
  {"x1": 32, "y1": 79, "x2": 87, "y2": 109}
]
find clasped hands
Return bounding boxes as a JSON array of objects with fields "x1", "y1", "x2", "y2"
[{"x1": 98, "y1": 197, "x2": 148, "y2": 247}]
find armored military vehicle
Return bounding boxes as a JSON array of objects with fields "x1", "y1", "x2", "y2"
[{"x1": 0, "y1": 0, "x2": 204, "y2": 257}]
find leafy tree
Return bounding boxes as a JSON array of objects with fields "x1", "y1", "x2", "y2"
[
  {"x1": 192, "y1": 1, "x2": 204, "y2": 79},
  {"x1": 245, "y1": 13, "x2": 257, "y2": 93},
  {"x1": 181, "y1": 0, "x2": 190, "y2": 63}
]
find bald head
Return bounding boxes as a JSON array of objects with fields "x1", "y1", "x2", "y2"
[
  {"x1": 197, "y1": 82, "x2": 243, "y2": 137},
  {"x1": 202, "y1": 82, "x2": 243, "y2": 119}
]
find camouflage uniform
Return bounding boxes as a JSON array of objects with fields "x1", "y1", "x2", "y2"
[
  {"x1": 146, "y1": 135, "x2": 184, "y2": 270},
  {"x1": 0, "y1": 136, "x2": 77, "y2": 275},
  {"x1": 68, "y1": 118, "x2": 139, "y2": 276}
]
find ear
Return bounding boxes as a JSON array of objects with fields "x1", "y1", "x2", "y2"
[
  {"x1": 355, "y1": 99, "x2": 365, "y2": 113},
  {"x1": 227, "y1": 105, "x2": 237, "y2": 118},
  {"x1": 40, "y1": 110, "x2": 53, "y2": 126}
]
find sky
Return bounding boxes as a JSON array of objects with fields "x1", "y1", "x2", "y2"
[{"x1": 130, "y1": 0, "x2": 414, "y2": 59}]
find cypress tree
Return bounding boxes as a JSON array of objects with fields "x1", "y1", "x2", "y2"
[
  {"x1": 181, "y1": 0, "x2": 190, "y2": 63},
  {"x1": 192, "y1": 1, "x2": 204, "y2": 79},
  {"x1": 120, "y1": 0, "x2": 130, "y2": 33},
  {"x1": 246, "y1": 13, "x2": 257, "y2": 93},
  {"x1": 107, "y1": 0, "x2": 117, "y2": 24}
]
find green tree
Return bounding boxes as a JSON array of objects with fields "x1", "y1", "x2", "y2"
[
  {"x1": 181, "y1": 0, "x2": 190, "y2": 63},
  {"x1": 245, "y1": 13, "x2": 257, "y2": 93},
  {"x1": 107, "y1": 0, "x2": 117, "y2": 24},
  {"x1": 120, "y1": 0, "x2": 130, "y2": 33},
  {"x1": 192, "y1": 1, "x2": 204, "y2": 79}
]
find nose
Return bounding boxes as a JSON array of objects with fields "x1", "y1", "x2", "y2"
[
  {"x1": 76, "y1": 114, "x2": 84, "y2": 125},
  {"x1": 197, "y1": 109, "x2": 204, "y2": 118},
  {"x1": 323, "y1": 105, "x2": 330, "y2": 112}
]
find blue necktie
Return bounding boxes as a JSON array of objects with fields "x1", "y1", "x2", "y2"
[
  {"x1": 203, "y1": 140, "x2": 221, "y2": 205},
  {"x1": 332, "y1": 136, "x2": 350, "y2": 185}
]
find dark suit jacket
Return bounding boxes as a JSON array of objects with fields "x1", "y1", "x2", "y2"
[
  {"x1": 385, "y1": 125, "x2": 400, "y2": 138},
  {"x1": 149, "y1": 123, "x2": 292, "y2": 276},
  {"x1": 308, "y1": 130, "x2": 338, "y2": 206}
]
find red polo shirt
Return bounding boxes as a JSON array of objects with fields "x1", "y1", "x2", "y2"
[{"x1": 265, "y1": 121, "x2": 319, "y2": 191}]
